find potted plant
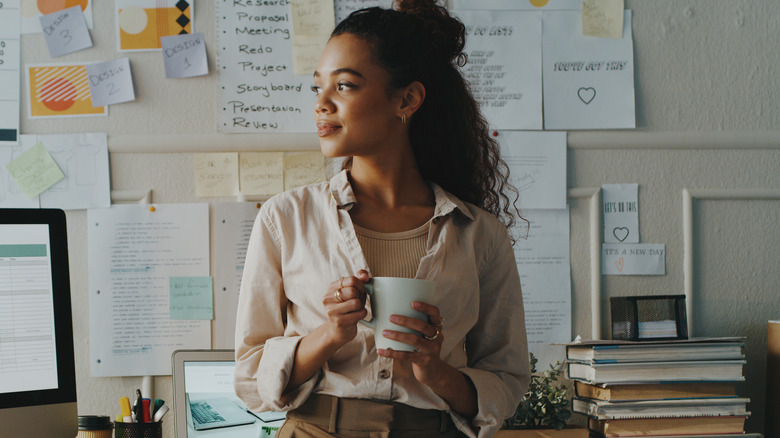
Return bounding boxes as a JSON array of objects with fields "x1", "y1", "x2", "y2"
[{"x1": 496, "y1": 353, "x2": 586, "y2": 437}]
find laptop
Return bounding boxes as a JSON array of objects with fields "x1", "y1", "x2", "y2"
[{"x1": 172, "y1": 350, "x2": 286, "y2": 438}]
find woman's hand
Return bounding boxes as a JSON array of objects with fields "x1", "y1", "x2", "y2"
[
  {"x1": 376, "y1": 301, "x2": 446, "y2": 387},
  {"x1": 321, "y1": 270, "x2": 370, "y2": 347}
]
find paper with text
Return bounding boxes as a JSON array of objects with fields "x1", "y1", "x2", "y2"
[
  {"x1": 284, "y1": 151, "x2": 326, "y2": 190},
  {"x1": 170, "y1": 276, "x2": 214, "y2": 320},
  {"x1": 22, "y1": 0, "x2": 94, "y2": 34},
  {"x1": 239, "y1": 152, "x2": 284, "y2": 196},
  {"x1": 513, "y1": 208, "x2": 571, "y2": 368},
  {"x1": 452, "y1": 0, "x2": 581, "y2": 10},
  {"x1": 498, "y1": 131, "x2": 566, "y2": 209},
  {"x1": 87, "y1": 58, "x2": 135, "y2": 106},
  {"x1": 334, "y1": 0, "x2": 394, "y2": 24},
  {"x1": 0, "y1": 136, "x2": 40, "y2": 208},
  {"x1": 6, "y1": 142, "x2": 65, "y2": 199},
  {"x1": 194, "y1": 153, "x2": 240, "y2": 198},
  {"x1": 602, "y1": 183, "x2": 638, "y2": 243},
  {"x1": 582, "y1": 0, "x2": 624, "y2": 39},
  {"x1": 455, "y1": 10, "x2": 542, "y2": 130},
  {"x1": 161, "y1": 32, "x2": 208, "y2": 78},
  {"x1": 213, "y1": 202, "x2": 262, "y2": 348},
  {"x1": 542, "y1": 10, "x2": 635, "y2": 129},
  {"x1": 0, "y1": 1, "x2": 21, "y2": 145},
  {"x1": 88, "y1": 203, "x2": 210, "y2": 377},
  {"x1": 290, "y1": 0, "x2": 334, "y2": 75},
  {"x1": 40, "y1": 5, "x2": 92, "y2": 57},
  {"x1": 217, "y1": 0, "x2": 316, "y2": 133},
  {"x1": 602, "y1": 243, "x2": 665, "y2": 275}
]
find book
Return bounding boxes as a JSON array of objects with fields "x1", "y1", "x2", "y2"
[
  {"x1": 565, "y1": 360, "x2": 745, "y2": 384},
  {"x1": 572, "y1": 396, "x2": 749, "y2": 420},
  {"x1": 574, "y1": 381, "x2": 737, "y2": 401},
  {"x1": 588, "y1": 433, "x2": 762, "y2": 438},
  {"x1": 587, "y1": 415, "x2": 748, "y2": 437},
  {"x1": 566, "y1": 339, "x2": 745, "y2": 364}
]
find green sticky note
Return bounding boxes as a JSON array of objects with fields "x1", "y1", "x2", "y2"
[
  {"x1": 169, "y1": 276, "x2": 214, "y2": 320},
  {"x1": 5, "y1": 142, "x2": 65, "y2": 199}
]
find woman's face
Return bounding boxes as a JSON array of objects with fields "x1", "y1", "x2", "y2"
[{"x1": 313, "y1": 33, "x2": 404, "y2": 159}]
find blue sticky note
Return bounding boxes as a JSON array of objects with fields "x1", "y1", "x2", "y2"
[
  {"x1": 40, "y1": 5, "x2": 93, "y2": 58},
  {"x1": 169, "y1": 276, "x2": 214, "y2": 320}
]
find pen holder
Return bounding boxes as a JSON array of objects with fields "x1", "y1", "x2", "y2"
[{"x1": 114, "y1": 421, "x2": 162, "y2": 438}]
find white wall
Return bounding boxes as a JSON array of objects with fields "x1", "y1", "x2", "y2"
[{"x1": 17, "y1": 0, "x2": 780, "y2": 435}]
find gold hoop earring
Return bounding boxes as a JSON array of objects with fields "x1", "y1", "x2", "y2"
[{"x1": 401, "y1": 113, "x2": 407, "y2": 124}]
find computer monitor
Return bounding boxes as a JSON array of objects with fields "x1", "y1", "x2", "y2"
[{"x1": 0, "y1": 208, "x2": 77, "y2": 438}]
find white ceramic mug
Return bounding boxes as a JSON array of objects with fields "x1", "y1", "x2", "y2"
[{"x1": 359, "y1": 277, "x2": 435, "y2": 352}]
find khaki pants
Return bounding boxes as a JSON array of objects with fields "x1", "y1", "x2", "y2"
[{"x1": 276, "y1": 394, "x2": 467, "y2": 438}]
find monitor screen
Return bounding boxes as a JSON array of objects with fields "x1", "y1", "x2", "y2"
[{"x1": 0, "y1": 209, "x2": 77, "y2": 438}]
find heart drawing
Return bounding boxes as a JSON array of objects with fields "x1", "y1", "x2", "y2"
[
  {"x1": 613, "y1": 227, "x2": 629, "y2": 242},
  {"x1": 615, "y1": 257, "x2": 624, "y2": 272},
  {"x1": 578, "y1": 87, "x2": 596, "y2": 104}
]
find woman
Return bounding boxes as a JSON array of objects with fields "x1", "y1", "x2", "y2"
[{"x1": 234, "y1": 1, "x2": 529, "y2": 436}]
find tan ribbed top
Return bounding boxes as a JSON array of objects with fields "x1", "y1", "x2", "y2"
[{"x1": 354, "y1": 220, "x2": 429, "y2": 278}]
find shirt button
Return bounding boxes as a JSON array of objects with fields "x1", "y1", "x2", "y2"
[{"x1": 378, "y1": 369, "x2": 391, "y2": 379}]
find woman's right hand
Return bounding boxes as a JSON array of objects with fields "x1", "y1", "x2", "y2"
[{"x1": 321, "y1": 270, "x2": 370, "y2": 346}]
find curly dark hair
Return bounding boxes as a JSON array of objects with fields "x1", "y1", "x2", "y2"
[{"x1": 332, "y1": 0, "x2": 525, "y2": 236}]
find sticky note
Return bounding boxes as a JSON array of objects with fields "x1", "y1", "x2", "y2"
[
  {"x1": 161, "y1": 32, "x2": 208, "y2": 79},
  {"x1": 239, "y1": 152, "x2": 284, "y2": 196},
  {"x1": 582, "y1": 0, "x2": 624, "y2": 39},
  {"x1": 290, "y1": 0, "x2": 334, "y2": 75},
  {"x1": 40, "y1": 5, "x2": 93, "y2": 57},
  {"x1": 602, "y1": 183, "x2": 639, "y2": 243},
  {"x1": 170, "y1": 276, "x2": 214, "y2": 320},
  {"x1": 194, "y1": 153, "x2": 239, "y2": 198},
  {"x1": 284, "y1": 152, "x2": 325, "y2": 190},
  {"x1": 86, "y1": 57, "x2": 135, "y2": 106},
  {"x1": 5, "y1": 142, "x2": 65, "y2": 199},
  {"x1": 602, "y1": 243, "x2": 665, "y2": 275}
]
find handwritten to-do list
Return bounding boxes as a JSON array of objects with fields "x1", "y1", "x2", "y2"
[
  {"x1": 217, "y1": 0, "x2": 315, "y2": 133},
  {"x1": 456, "y1": 10, "x2": 542, "y2": 130}
]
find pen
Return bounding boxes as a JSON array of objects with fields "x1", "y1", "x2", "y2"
[
  {"x1": 153, "y1": 404, "x2": 169, "y2": 422},
  {"x1": 142, "y1": 398, "x2": 151, "y2": 423},
  {"x1": 152, "y1": 398, "x2": 165, "y2": 417},
  {"x1": 134, "y1": 389, "x2": 143, "y2": 423},
  {"x1": 120, "y1": 396, "x2": 133, "y2": 423}
]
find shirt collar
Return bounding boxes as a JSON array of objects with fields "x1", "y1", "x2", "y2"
[{"x1": 328, "y1": 169, "x2": 475, "y2": 222}]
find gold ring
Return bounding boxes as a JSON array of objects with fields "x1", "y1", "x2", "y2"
[
  {"x1": 424, "y1": 327, "x2": 440, "y2": 341},
  {"x1": 335, "y1": 289, "x2": 344, "y2": 303}
]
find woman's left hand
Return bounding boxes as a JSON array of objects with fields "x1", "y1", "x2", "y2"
[{"x1": 377, "y1": 301, "x2": 446, "y2": 387}]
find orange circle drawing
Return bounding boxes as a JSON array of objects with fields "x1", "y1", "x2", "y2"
[
  {"x1": 37, "y1": 0, "x2": 89, "y2": 15},
  {"x1": 529, "y1": 0, "x2": 550, "y2": 7},
  {"x1": 41, "y1": 77, "x2": 76, "y2": 112}
]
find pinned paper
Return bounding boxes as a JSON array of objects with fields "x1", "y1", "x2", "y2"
[
  {"x1": 40, "y1": 5, "x2": 93, "y2": 57},
  {"x1": 169, "y1": 276, "x2": 214, "y2": 320},
  {"x1": 239, "y1": 152, "x2": 284, "y2": 196},
  {"x1": 27, "y1": 64, "x2": 107, "y2": 117},
  {"x1": 194, "y1": 153, "x2": 239, "y2": 198},
  {"x1": 602, "y1": 243, "x2": 665, "y2": 275},
  {"x1": 0, "y1": 4, "x2": 21, "y2": 145},
  {"x1": 86, "y1": 58, "x2": 135, "y2": 106},
  {"x1": 116, "y1": 0, "x2": 193, "y2": 51},
  {"x1": 5, "y1": 142, "x2": 65, "y2": 199},
  {"x1": 582, "y1": 0, "x2": 624, "y2": 38},
  {"x1": 542, "y1": 10, "x2": 635, "y2": 129},
  {"x1": 602, "y1": 183, "x2": 638, "y2": 243},
  {"x1": 498, "y1": 131, "x2": 567, "y2": 209},
  {"x1": 161, "y1": 32, "x2": 208, "y2": 78},
  {"x1": 335, "y1": 0, "x2": 394, "y2": 23},
  {"x1": 22, "y1": 0, "x2": 94, "y2": 34},
  {"x1": 284, "y1": 152, "x2": 326, "y2": 190},
  {"x1": 290, "y1": 0, "x2": 335, "y2": 75}
]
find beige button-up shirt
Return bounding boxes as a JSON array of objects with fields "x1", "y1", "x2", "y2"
[{"x1": 235, "y1": 171, "x2": 529, "y2": 438}]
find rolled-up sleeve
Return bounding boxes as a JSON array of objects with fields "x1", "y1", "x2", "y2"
[
  {"x1": 234, "y1": 206, "x2": 320, "y2": 412},
  {"x1": 455, "y1": 226, "x2": 530, "y2": 438}
]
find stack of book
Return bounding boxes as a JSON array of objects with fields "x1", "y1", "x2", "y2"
[{"x1": 564, "y1": 337, "x2": 761, "y2": 437}]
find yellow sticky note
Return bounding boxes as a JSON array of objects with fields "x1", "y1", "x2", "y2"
[
  {"x1": 5, "y1": 142, "x2": 65, "y2": 199},
  {"x1": 582, "y1": 0, "x2": 624, "y2": 39},
  {"x1": 170, "y1": 276, "x2": 214, "y2": 320},
  {"x1": 284, "y1": 152, "x2": 326, "y2": 191},
  {"x1": 290, "y1": 0, "x2": 334, "y2": 75},
  {"x1": 194, "y1": 153, "x2": 239, "y2": 198},
  {"x1": 239, "y1": 152, "x2": 284, "y2": 196}
]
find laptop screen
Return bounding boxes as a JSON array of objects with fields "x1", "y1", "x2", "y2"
[{"x1": 172, "y1": 350, "x2": 285, "y2": 438}]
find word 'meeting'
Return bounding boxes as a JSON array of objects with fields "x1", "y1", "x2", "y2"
[{"x1": 553, "y1": 60, "x2": 628, "y2": 72}]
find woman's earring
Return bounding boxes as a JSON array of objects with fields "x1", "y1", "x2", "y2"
[{"x1": 401, "y1": 113, "x2": 407, "y2": 124}]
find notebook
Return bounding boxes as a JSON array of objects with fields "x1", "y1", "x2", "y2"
[{"x1": 172, "y1": 350, "x2": 286, "y2": 438}]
